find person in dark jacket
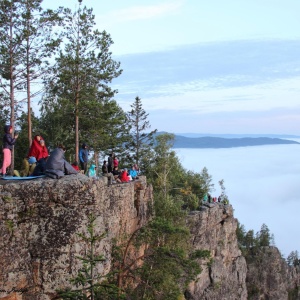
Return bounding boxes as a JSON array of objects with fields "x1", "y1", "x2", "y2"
[
  {"x1": 45, "y1": 145, "x2": 78, "y2": 179},
  {"x1": 101, "y1": 160, "x2": 113, "y2": 185},
  {"x1": 0, "y1": 125, "x2": 18, "y2": 176},
  {"x1": 79, "y1": 143, "x2": 88, "y2": 174}
]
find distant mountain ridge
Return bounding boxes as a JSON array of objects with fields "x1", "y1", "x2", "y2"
[
  {"x1": 175, "y1": 133, "x2": 300, "y2": 139},
  {"x1": 155, "y1": 132, "x2": 300, "y2": 148}
]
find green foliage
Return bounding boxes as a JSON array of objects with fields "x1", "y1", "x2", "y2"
[
  {"x1": 143, "y1": 132, "x2": 216, "y2": 211},
  {"x1": 286, "y1": 250, "x2": 300, "y2": 267},
  {"x1": 130, "y1": 246, "x2": 201, "y2": 300},
  {"x1": 218, "y1": 179, "x2": 229, "y2": 203},
  {"x1": 288, "y1": 286, "x2": 299, "y2": 300},
  {"x1": 40, "y1": 4, "x2": 122, "y2": 157},
  {"x1": 110, "y1": 193, "x2": 204, "y2": 299},
  {"x1": 58, "y1": 214, "x2": 124, "y2": 300},
  {"x1": 125, "y1": 96, "x2": 157, "y2": 167},
  {"x1": 190, "y1": 249, "x2": 211, "y2": 260},
  {"x1": 5, "y1": 219, "x2": 14, "y2": 234},
  {"x1": 236, "y1": 222, "x2": 276, "y2": 257}
]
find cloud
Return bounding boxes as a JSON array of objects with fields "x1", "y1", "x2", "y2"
[
  {"x1": 102, "y1": 1, "x2": 184, "y2": 24},
  {"x1": 113, "y1": 39, "x2": 300, "y2": 99},
  {"x1": 112, "y1": 39, "x2": 300, "y2": 134}
]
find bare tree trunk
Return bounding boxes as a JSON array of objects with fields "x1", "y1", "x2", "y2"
[
  {"x1": 75, "y1": 95, "x2": 79, "y2": 163},
  {"x1": 9, "y1": 5, "x2": 15, "y2": 176},
  {"x1": 26, "y1": 0, "x2": 32, "y2": 147},
  {"x1": 75, "y1": 3, "x2": 81, "y2": 163}
]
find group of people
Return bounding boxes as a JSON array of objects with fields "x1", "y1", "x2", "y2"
[
  {"x1": 100, "y1": 157, "x2": 140, "y2": 185},
  {"x1": 0, "y1": 125, "x2": 77, "y2": 179},
  {"x1": 78, "y1": 146, "x2": 141, "y2": 185},
  {"x1": 85, "y1": 151, "x2": 140, "y2": 185},
  {"x1": 203, "y1": 193, "x2": 229, "y2": 205},
  {"x1": 0, "y1": 125, "x2": 140, "y2": 183}
]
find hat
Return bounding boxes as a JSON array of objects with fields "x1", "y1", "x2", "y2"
[{"x1": 28, "y1": 156, "x2": 37, "y2": 164}]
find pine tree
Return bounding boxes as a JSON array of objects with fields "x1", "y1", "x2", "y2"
[
  {"x1": 0, "y1": 0, "x2": 25, "y2": 173},
  {"x1": 287, "y1": 250, "x2": 300, "y2": 267},
  {"x1": 41, "y1": 3, "x2": 122, "y2": 159},
  {"x1": 126, "y1": 96, "x2": 157, "y2": 167},
  {"x1": 58, "y1": 214, "x2": 124, "y2": 300},
  {"x1": 20, "y1": 0, "x2": 61, "y2": 146},
  {"x1": 257, "y1": 223, "x2": 274, "y2": 247},
  {"x1": 0, "y1": 0, "x2": 60, "y2": 172}
]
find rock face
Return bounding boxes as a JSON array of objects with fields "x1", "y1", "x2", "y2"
[
  {"x1": 185, "y1": 203, "x2": 300, "y2": 300},
  {"x1": 0, "y1": 176, "x2": 299, "y2": 300},
  {"x1": 0, "y1": 175, "x2": 152, "y2": 300},
  {"x1": 246, "y1": 246, "x2": 300, "y2": 300},
  {"x1": 185, "y1": 203, "x2": 248, "y2": 300}
]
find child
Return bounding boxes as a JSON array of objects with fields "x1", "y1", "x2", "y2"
[{"x1": 0, "y1": 125, "x2": 18, "y2": 176}]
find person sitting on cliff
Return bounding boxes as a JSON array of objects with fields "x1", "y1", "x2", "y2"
[
  {"x1": 133, "y1": 163, "x2": 140, "y2": 175},
  {"x1": 120, "y1": 168, "x2": 130, "y2": 183},
  {"x1": 88, "y1": 164, "x2": 97, "y2": 178},
  {"x1": 112, "y1": 165, "x2": 121, "y2": 183},
  {"x1": 27, "y1": 134, "x2": 41, "y2": 159},
  {"x1": 28, "y1": 135, "x2": 49, "y2": 161},
  {"x1": 37, "y1": 139, "x2": 49, "y2": 161},
  {"x1": 101, "y1": 160, "x2": 113, "y2": 185},
  {"x1": 129, "y1": 165, "x2": 138, "y2": 180},
  {"x1": 19, "y1": 156, "x2": 37, "y2": 177},
  {"x1": 45, "y1": 145, "x2": 78, "y2": 179},
  {"x1": 31, "y1": 139, "x2": 49, "y2": 176},
  {"x1": 71, "y1": 161, "x2": 80, "y2": 171}
]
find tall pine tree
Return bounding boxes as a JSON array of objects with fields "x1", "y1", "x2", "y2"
[
  {"x1": 126, "y1": 96, "x2": 157, "y2": 168},
  {"x1": 41, "y1": 2, "x2": 122, "y2": 159}
]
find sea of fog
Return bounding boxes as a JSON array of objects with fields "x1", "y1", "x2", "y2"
[{"x1": 175, "y1": 139, "x2": 300, "y2": 257}]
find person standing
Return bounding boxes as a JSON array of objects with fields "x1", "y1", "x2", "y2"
[
  {"x1": 101, "y1": 160, "x2": 113, "y2": 185},
  {"x1": 79, "y1": 143, "x2": 89, "y2": 174},
  {"x1": 107, "y1": 153, "x2": 113, "y2": 173},
  {"x1": 113, "y1": 155, "x2": 119, "y2": 169},
  {"x1": 0, "y1": 125, "x2": 18, "y2": 176}
]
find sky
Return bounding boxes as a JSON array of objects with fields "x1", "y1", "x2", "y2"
[{"x1": 42, "y1": 0, "x2": 300, "y2": 135}]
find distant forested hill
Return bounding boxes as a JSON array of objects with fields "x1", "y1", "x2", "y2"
[{"x1": 172, "y1": 135, "x2": 300, "y2": 148}]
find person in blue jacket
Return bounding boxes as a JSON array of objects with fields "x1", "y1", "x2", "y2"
[
  {"x1": 88, "y1": 164, "x2": 97, "y2": 178},
  {"x1": 79, "y1": 143, "x2": 88, "y2": 174},
  {"x1": 129, "y1": 165, "x2": 138, "y2": 180}
]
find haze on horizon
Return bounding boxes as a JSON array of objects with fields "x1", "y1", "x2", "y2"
[{"x1": 41, "y1": 0, "x2": 300, "y2": 135}]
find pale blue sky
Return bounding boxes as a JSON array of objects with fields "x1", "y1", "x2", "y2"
[{"x1": 42, "y1": 0, "x2": 300, "y2": 134}]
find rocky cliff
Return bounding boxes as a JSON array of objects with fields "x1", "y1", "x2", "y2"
[
  {"x1": 0, "y1": 176, "x2": 299, "y2": 300},
  {"x1": 185, "y1": 203, "x2": 247, "y2": 300},
  {"x1": 0, "y1": 175, "x2": 152, "y2": 300}
]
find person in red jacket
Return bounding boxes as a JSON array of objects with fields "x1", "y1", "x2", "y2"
[
  {"x1": 120, "y1": 168, "x2": 130, "y2": 183},
  {"x1": 37, "y1": 139, "x2": 49, "y2": 161},
  {"x1": 28, "y1": 135, "x2": 42, "y2": 159}
]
